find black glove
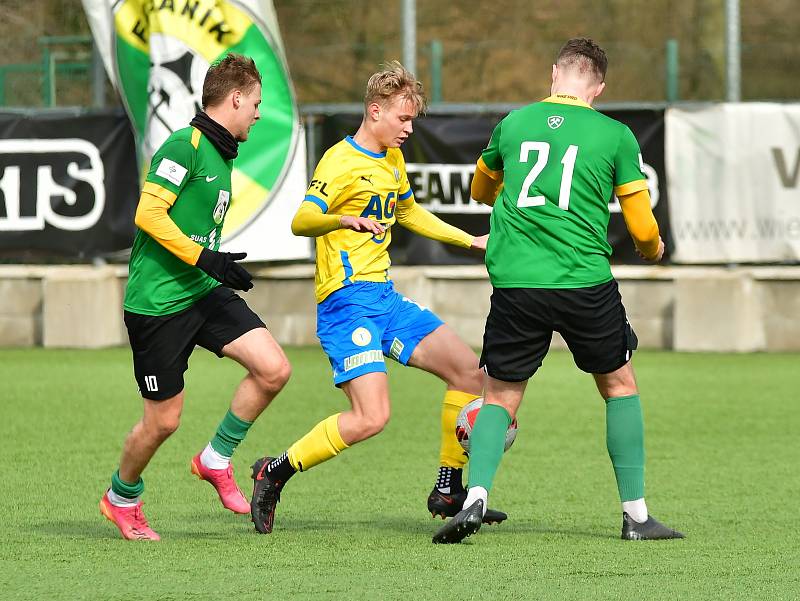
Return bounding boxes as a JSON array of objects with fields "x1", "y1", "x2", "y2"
[{"x1": 196, "y1": 248, "x2": 254, "y2": 291}]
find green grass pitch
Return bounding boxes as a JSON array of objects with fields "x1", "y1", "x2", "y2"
[{"x1": 2, "y1": 347, "x2": 798, "y2": 600}]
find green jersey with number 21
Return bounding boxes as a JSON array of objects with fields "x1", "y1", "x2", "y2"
[{"x1": 482, "y1": 95, "x2": 647, "y2": 289}]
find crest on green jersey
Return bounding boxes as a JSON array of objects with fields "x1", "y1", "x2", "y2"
[
  {"x1": 213, "y1": 190, "x2": 231, "y2": 224},
  {"x1": 547, "y1": 115, "x2": 565, "y2": 129}
]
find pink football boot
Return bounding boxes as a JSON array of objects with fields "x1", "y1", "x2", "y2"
[
  {"x1": 99, "y1": 490, "x2": 161, "y2": 541},
  {"x1": 191, "y1": 453, "x2": 250, "y2": 514}
]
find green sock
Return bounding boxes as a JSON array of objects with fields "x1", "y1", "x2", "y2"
[
  {"x1": 111, "y1": 470, "x2": 144, "y2": 499},
  {"x1": 210, "y1": 409, "x2": 254, "y2": 457},
  {"x1": 606, "y1": 394, "x2": 645, "y2": 501},
  {"x1": 466, "y1": 404, "x2": 512, "y2": 491}
]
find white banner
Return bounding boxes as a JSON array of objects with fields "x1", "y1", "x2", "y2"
[
  {"x1": 82, "y1": 0, "x2": 310, "y2": 262},
  {"x1": 667, "y1": 103, "x2": 800, "y2": 263}
]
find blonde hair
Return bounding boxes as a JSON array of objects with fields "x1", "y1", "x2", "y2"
[{"x1": 364, "y1": 60, "x2": 427, "y2": 114}]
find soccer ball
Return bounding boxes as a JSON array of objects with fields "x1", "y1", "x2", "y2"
[{"x1": 455, "y1": 397, "x2": 517, "y2": 454}]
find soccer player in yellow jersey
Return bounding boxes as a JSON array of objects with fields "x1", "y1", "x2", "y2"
[{"x1": 249, "y1": 61, "x2": 506, "y2": 534}]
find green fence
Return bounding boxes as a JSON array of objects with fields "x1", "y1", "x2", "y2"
[{"x1": 0, "y1": 35, "x2": 107, "y2": 108}]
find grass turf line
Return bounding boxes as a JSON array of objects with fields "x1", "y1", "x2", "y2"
[{"x1": 1, "y1": 348, "x2": 798, "y2": 600}]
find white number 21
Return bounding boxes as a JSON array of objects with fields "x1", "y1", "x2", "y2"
[{"x1": 517, "y1": 142, "x2": 579, "y2": 210}]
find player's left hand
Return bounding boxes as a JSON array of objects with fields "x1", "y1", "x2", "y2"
[
  {"x1": 196, "y1": 248, "x2": 254, "y2": 291},
  {"x1": 470, "y1": 234, "x2": 489, "y2": 253}
]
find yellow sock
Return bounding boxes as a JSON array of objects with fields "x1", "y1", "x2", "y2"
[
  {"x1": 287, "y1": 413, "x2": 349, "y2": 472},
  {"x1": 440, "y1": 390, "x2": 480, "y2": 469}
]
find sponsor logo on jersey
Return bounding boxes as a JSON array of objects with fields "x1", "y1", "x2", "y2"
[
  {"x1": 307, "y1": 178, "x2": 329, "y2": 197},
  {"x1": 389, "y1": 338, "x2": 404, "y2": 360},
  {"x1": 156, "y1": 158, "x2": 188, "y2": 185},
  {"x1": 343, "y1": 350, "x2": 384, "y2": 371},
  {"x1": 547, "y1": 115, "x2": 565, "y2": 129},
  {"x1": 351, "y1": 327, "x2": 372, "y2": 346},
  {"x1": 205, "y1": 175, "x2": 218, "y2": 183}
]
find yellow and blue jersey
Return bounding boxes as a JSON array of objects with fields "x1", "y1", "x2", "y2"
[{"x1": 304, "y1": 136, "x2": 414, "y2": 303}]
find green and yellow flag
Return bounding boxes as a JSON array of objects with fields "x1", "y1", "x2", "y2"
[{"x1": 83, "y1": 0, "x2": 309, "y2": 260}]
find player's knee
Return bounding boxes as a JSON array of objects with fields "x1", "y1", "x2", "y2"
[
  {"x1": 598, "y1": 376, "x2": 638, "y2": 400},
  {"x1": 355, "y1": 409, "x2": 390, "y2": 439},
  {"x1": 448, "y1": 363, "x2": 484, "y2": 395},
  {"x1": 253, "y1": 359, "x2": 292, "y2": 396},
  {"x1": 147, "y1": 415, "x2": 180, "y2": 440}
]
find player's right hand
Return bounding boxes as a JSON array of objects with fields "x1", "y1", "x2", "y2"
[
  {"x1": 470, "y1": 234, "x2": 489, "y2": 252},
  {"x1": 636, "y1": 237, "x2": 665, "y2": 263},
  {"x1": 195, "y1": 248, "x2": 254, "y2": 291},
  {"x1": 339, "y1": 215, "x2": 386, "y2": 235}
]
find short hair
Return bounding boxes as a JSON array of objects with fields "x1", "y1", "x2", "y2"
[
  {"x1": 202, "y1": 53, "x2": 262, "y2": 109},
  {"x1": 556, "y1": 38, "x2": 608, "y2": 83},
  {"x1": 364, "y1": 60, "x2": 427, "y2": 115}
]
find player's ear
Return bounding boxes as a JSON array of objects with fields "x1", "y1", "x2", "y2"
[
  {"x1": 551, "y1": 64, "x2": 558, "y2": 84},
  {"x1": 594, "y1": 81, "x2": 606, "y2": 99},
  {"x1": 367, "y1": 102, "x2": 381, "y2": 121},
  {"x1": 232, "y1": 90, "x2": 242, "y2": 109}
]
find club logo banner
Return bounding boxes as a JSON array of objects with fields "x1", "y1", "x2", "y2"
[
  {"x1": 82, "y1": 0, "x2": 309, "y2": 260},
  {"x1": 667, "y1": 103, "x2": 800, "y2": 263}
]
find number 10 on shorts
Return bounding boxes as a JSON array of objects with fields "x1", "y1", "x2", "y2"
[{"x1": 144, "y1": 375, "x2": 159, "y2": 392}]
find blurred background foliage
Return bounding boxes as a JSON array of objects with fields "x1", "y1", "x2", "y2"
[{"x1": 0, "y1": 0, "x2": 797, "y2": 108}]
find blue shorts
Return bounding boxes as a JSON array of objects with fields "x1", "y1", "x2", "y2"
[{"x1": 317, "y1": 281, "x2": 444, "y2": 386}]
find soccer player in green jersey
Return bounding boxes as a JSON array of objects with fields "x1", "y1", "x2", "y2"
[
  {"x1": 99, "y1": 54, "x2": 291, "y2": 540},
  {"x1": 434, "y1": 38, "x2": 684, "y2": 543}
]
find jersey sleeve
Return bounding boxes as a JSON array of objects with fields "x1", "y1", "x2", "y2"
[
  {"x1": 613, "y1": 126, "x2": 649, "y2": 196},
  {"x1": 480, "y1": 120, "x2": 504, "y2": 173},
  {"x1": 397, "y1": 154, "x2": 414, "y2": 203},
  {"x1": 304, "y1": 154, "x2": 351, "y2": 213},
  {"x1": 143, "y1": 139, "x2": 196, "y2": 205}
]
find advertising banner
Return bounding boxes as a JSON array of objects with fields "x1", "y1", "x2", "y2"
[
  {"x1": 667, "y1": 103, "x2": 800, "y2": 263},
  {"x1": 82, "y1": 0, "x2": 309, "y2": 261},
  {"x1": 320, "y1": 109, "x2": 669, "y2": 265},
  {"x1": 0, "y1": 110, "x2": 138, "y2": 257}
]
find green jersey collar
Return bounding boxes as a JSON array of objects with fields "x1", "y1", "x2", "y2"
[{"x1": 542, "y1": 94, "x2": 595, "y2": 110}]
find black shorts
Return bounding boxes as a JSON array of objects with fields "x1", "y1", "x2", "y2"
[
  {"x1": 480, "y1": 279, "x2": 638, "y2": 382},
  {"x1": 124, "y1": 286, "x2": 266, "y2": 400}
]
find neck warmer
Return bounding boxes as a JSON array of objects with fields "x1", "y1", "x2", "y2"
[{"x1": 189, "y1": 112, "x2": 239, "y2": 160}]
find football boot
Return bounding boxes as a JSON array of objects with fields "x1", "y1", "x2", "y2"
[
  {"x1": 621, "y1": 512, "x2": 685, "y2": 540},
  {"x1": 191, "y1": 453, "x2": 250, "y2": 514},
  {"x1": 427, "y1": 487, "x2": 507, "y2": 524},
  {"x1": 432, "y1": 499, "x2": 484, "y2": 544},
  {"x1": 99, "y1": 490, "x2": 160, "y2": 541},
  {"x1": 250, "y1": 456, "x2": 285, "y2": 534}
]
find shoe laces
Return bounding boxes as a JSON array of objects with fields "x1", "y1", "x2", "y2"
[
  {"x1": 255, "y1": 478, "x2": 282, "y2": 509},
  {"x1": 130, "y1": 503, "x2": 151, "y2": 531},
  {"x1": 213, "y1": 464, "x2": 243, "y2": 493}
]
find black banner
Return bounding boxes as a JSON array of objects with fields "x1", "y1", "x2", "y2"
[
  {"x1": 320, "y1": 109, "x2": 670, "y2": 264},
  {"x1": 0, "y1": 109, "x2": 139, "y2": 259}
]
